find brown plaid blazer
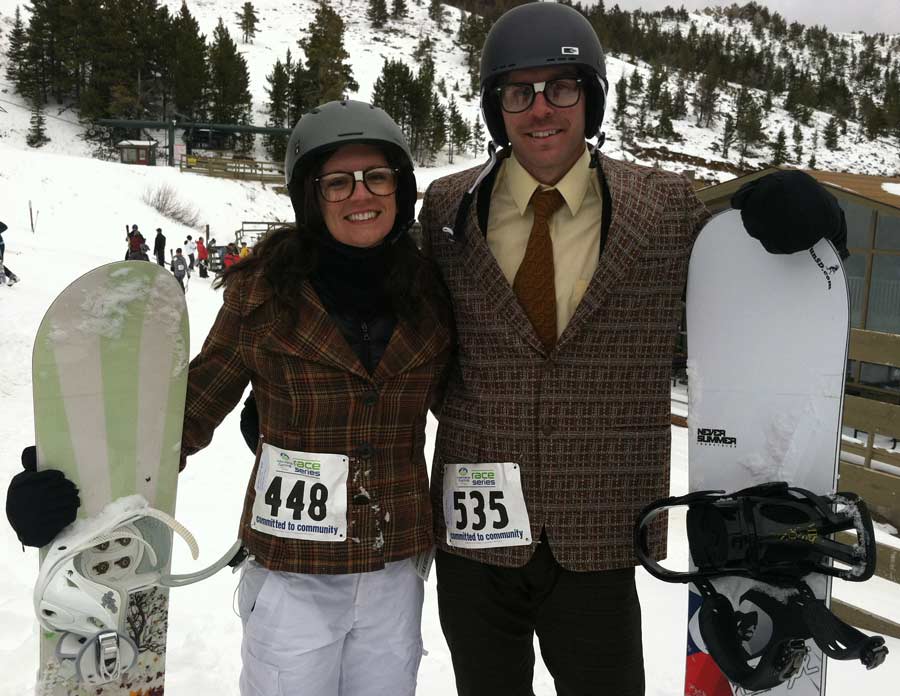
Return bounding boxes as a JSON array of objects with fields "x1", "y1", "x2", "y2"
[
  {"x1": 180, "y1": 266, "x2": 452, "y2": 574},
  {"x1": 421, "y1": 153, "x2": 710, "y2": 571}
]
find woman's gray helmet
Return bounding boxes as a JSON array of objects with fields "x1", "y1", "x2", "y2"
[
  {"x1": 479, "y1": 3, "x2": 608, "y2": 147},
  {"x1": 284, "y1": 100, "x2": 417, "y2": 238}
]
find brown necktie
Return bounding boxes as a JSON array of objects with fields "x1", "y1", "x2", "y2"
[{"x1": 513, "y1": 188, "x2": 565, "y2": 351}]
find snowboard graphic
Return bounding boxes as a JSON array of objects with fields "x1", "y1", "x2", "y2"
[
  {"x1": 32, "y1": 261, "x2": 189, "y2": 695},
  {"x1": 684, "y1": 210, "x2": 849, "y2": 696}
]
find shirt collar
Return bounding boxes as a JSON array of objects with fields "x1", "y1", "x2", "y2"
[{"x1": 505, "y1": 147, "x2": 594, "y2": 217}]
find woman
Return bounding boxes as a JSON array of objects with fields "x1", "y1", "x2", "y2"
[{"x1": 7, "y1": 100, "x2": 452, "y2": 696}]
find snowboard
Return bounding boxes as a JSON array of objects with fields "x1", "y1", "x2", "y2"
[
  {"x1": 683, "y1": 210, "x2": 849, "y2": 696},
  {"x1": 32, "y1": 261, "x2": 190, "y2": 695}
]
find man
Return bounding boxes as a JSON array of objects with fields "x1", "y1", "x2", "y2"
[
  {"x1": 170, "y1": 247, "x2": 188, "y2": 292},
  {"x1": 418, "y1": 4, "x2": 847, "y2": 695},
  {"x1": 153, "y1": 227, "x2": 167, "y2": 266}
]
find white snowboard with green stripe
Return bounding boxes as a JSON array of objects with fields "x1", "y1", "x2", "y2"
[{"x1": 33, "y1": 261, "x2": 189, "y2": 696}]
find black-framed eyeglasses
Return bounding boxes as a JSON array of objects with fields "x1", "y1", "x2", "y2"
[
  {"x1": 314, "y1": 167, "x2": 400, "y2": 202},
  {"x1": 495, "y1": 77, "x2": 583, "y2": 114}
]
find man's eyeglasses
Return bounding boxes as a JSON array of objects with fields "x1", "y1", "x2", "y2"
[
  {"x1": 314, "y1": 167, "x2": 399, "y2": 202},
  {"x1": 495, "y1": 77, "x2": 583, "y2": 114}
]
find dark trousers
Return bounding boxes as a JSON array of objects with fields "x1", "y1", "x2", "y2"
[
  {"x1": 436, "y1": 539, "x2": 645, "y2": 696},
  {"x1": 175, "y1": 275, "x2": 185, "y2": 293},
  {"x1": 155, "y1": 252, "x2": 164, "y2": 266},
  {"x1": 188, "y1": 253, "x2": 195, "y2": 271}
]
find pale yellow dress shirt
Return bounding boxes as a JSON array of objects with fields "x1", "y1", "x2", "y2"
[{"x1": 486, "y1": 147, "x2": 603, "y2": 337}]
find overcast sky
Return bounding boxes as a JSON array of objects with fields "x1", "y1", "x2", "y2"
[{"x1": 581, "y1": 1, "x2": 900, "y2": 35}]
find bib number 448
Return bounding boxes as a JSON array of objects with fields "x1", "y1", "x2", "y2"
[
  {"x1": 264, "y1": 476, "x2": 328, "y2": 521},
  {"x1": 452, "y1": 490, "x2": 509, "y2": 530}
]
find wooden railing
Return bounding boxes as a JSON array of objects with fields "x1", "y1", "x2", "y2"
[
  {"x1": 179, "y1": 155, "x2": 283, "y2": 183},
  {"x1": 833, "y1": 329, "x2": 900, "y2": 639}
]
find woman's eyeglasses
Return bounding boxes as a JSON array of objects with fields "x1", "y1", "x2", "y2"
[{"x1": 315, "y1": 167, "x2": 399, "y2": 202}]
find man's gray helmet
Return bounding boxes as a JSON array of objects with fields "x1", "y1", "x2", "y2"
[
  {"x1": 479, "y1": 3, "x2": 608, "y2": 147},
  {"x1": 284, "y1": 100, "x2": 416, "y2": 237}
]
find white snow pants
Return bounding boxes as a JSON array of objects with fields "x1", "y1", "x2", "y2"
[{"x1": 237, "y1": 558, "x2": 424, "y2": 696}]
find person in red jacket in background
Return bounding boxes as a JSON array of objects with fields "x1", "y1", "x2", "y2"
[
  {"x1": 222, "y1": 243, "x2": 241, "y2": 269},
  {"x1": 196, "y1": 237, "x2": 209, "y2": 278}
]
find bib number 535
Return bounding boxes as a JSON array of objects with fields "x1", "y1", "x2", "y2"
[{"x1": 452, "y1": 490, "x2": 509, "y2": 530}]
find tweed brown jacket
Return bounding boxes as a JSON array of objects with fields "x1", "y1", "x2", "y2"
[
  {"x1": 180, "y1": 266, "x2": 452, "y2": 574},
  {"x1": 421, "y1": 153, "x2": 710, "y2": 572}
]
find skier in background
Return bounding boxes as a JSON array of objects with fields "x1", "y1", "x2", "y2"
[
  {"x1": 196, "y1": 236, "x2": 209, "y2": 278},
  {"x1": 153, "y1": 227, "x2": 167, "y2": 266},
  {"x1": 417, "y1": 4, "x2": 849, "y2": 696},
  {"x1": 6, "y1": 100, "x2": 453, "y2": 696},
  {"x1": 170, "y1": 248, "x2": 189, "y2": 292},
  {"x1": 239, "y1": 241, "x2": 251, "y2": 258},
  {"x1": 126, "y1": 226, "x2": 148, "y2": 261},
  {"x1": 0, "y1": 220, "x2": 20, "y2": 286},
  {"x1": 184, "y1": 234, "x2": 197, "y2": 273}
]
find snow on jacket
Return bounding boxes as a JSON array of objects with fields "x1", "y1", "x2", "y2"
[{"x1": 179, "y1": 266, "x2": 452, "y2": 574}]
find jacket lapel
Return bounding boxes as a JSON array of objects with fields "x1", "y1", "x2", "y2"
[
  {"x1": 261, "y1": 282, "x2": 372, "y2": 382},
  {"x1": 373, "y1": 304, "x2": 451, "y2": 384},
  {"x1": 557, "y1": 157, "x2": 656, "y2": 348},
  {"x1": 453, "y1": 169, "x2": 552, "y2": 357}
]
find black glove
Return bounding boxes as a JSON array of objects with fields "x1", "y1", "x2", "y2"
[
  {"x1": 731, "y1": 171, "x2": 849, "y2": 260},
  {"x1": 6, "y1": 446, "x2": 80, "y2": 547},
  {"x1": 240, "y1": 392, "x2": 260, "y2": 453}
]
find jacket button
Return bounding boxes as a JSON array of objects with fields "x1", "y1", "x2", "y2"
[
  {"x1": 357, "y1": 443, "x2": 375, "y2": 458},
  {"x1": 362, "y1": 391, "x2": 378, "y2": 406},
  {"x1": 352, "y1": 493, "x2": 371, "y2": 505},
  {"x1": 542, "y1": 423, "x2": 554, "y2": 436}
]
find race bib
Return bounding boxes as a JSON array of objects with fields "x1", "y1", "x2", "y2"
[
  {"x1": 251, "y1": 443, "x2": 348, "y2": 542},
  {"x1": 443, "y1": 463, "x2": 532, "y2": 548}
]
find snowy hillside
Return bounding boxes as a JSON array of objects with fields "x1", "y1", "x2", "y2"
[{"x1": 1, "y1": 0, "x2": 898, "y2": 182}]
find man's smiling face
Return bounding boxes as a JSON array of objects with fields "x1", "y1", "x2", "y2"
[{"x1": 500, "y1": 66, "x2": 587, "y2": 185}]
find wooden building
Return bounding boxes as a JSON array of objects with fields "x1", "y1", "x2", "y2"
[{"x1": 116, "y1": 140, "x2": 158, "y2": 166}]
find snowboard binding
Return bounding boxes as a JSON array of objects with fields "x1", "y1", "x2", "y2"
[
  {"x1": 634, "y1": 482, "x2": 888, "y2": 689},
  {"x1": 34, "y1": 496, "x2": 244, "y2": 685}
]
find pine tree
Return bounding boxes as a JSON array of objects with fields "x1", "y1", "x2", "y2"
[
  {"x1": 26, "y1": 89, "x2": 50, "y2": 148},
  {"x1": 172, "y1": 1, "x2": 208, "y2": 121},
  {"x1": 656, "y1": 89, "x2": 678, "y2": 141},
  {"x1": 208, "y1": 18, "x2": 252, "y2": 133},
  {"x1": 628, "y1": 69, "x2": 644, "y2": 97},
  {"x1": 770, "y1": 127, "x2": 788, "y2": 164},
  {"x1": 646, "y1": 63, "x2": 666, "y2": 111},
  {"x1": 614, "y1": 77, "x2": 628, "y2": 127},
  {"x1": 368, "y1": 0, "x2": 388, "y2": 28},
  {"x1": 430, "y1": 93, "x2": 447, "y2": 161},
  {"x1": 792, "y1": 122, "x2": 804, "y2": 162},
  {"x1": 299, "y1": 2, "x2": 358, "y2": 104},
  {"x1": 5, "y1": 6, "x2": 27, "y2": 86},
  {"x1": 264, "y1": 55, "x2": 291, "y2": 161},
  {"x1": 672, "y1": 75, "x2": 687, "y2": 118},
  {"x1": 720, "y1": 113, "x2": 735, "y2": 158},
  {"x1": 392, "y1": 0, "x2": 408, "y2": 19},
  {"x1": 429, "y1": 0, "x2": 444, "y2": 28},
  {"x1": 235, "y1": 2, "x2": 259, "y2": 44},
  {"x1": 823, "y1": 116, "x2": 840, "y2": 150},
  {"x1": 470, "y1": 115, "x2": 485, "y2": 156},
  {"x1": 447, "y1": 96, "x2": 469, "y2": 164},
  {"x1": 735, "y1": 87, "x2": 764, "y2": 158},
  {"x1": 693, "y1": 60, "x2": 720, "y2": 128}
]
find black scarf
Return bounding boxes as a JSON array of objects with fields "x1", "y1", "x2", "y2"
[{"x1": 310, "y1": 233, "x2": 393, "y2": 320}]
